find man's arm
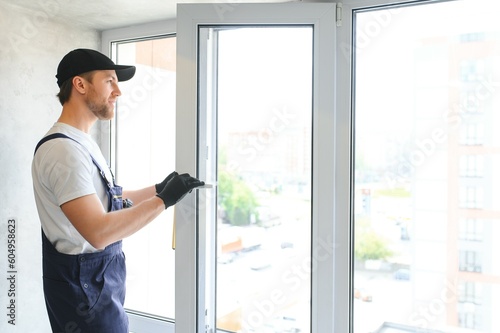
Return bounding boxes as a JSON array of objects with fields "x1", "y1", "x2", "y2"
[
  {"x1": 123, "y1": 171, "x2": 178, "y2": 206},
  {"x1": 61, "y1": 193, "x2": 164, "y2": 250},
  {"x1": 61, "y1": 173, "x2": 204, "y2": 250},
  {"x1": 123, "y1": 186, "x2": 156, "y2": 206}
]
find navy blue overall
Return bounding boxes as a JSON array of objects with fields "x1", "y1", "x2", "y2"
[{"x1": 35, "y1": 133, "x2": 128, "y2": 333}]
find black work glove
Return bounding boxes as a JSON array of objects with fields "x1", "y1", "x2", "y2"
[
  {"x1": 155, "y1": 171, "x2": 179, "y2": 193},
  {"x1": 156, "y1": 173, "x2": 205, "y2": 209}
]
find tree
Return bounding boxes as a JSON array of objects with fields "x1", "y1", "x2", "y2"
[
  {"x1": 355, "y1": 231, "x2": 393, "y2": 261},
  {"x1": 354, "y1": 221, "x2": 393, "y2": 261},
  {"x1": 218, "y1": 171, "x2": 258, "y2": 226}
]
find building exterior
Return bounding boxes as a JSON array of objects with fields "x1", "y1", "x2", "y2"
[{"x1": 413, "y1": 32, "x2": 500, "y2": 332}]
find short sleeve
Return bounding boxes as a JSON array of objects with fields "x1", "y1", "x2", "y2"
[{"x1": 40, "y1": 140, "x2": 97, "y2": 206}]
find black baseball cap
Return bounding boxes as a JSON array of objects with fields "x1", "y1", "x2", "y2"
[{"x1": 56, "y1": 48, "x2": 136, "y2": 87}]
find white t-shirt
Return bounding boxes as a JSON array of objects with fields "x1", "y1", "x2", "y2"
[{"x1": 32, "y1": 122, "x2": 114, "y2": 254}]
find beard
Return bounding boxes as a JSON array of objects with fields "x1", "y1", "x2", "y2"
[{"x1": 85, "y1": 86, "x2": 115, "y2": 120}]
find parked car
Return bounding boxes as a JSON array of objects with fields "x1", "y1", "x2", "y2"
[
  {"x1": 249, "y1": 252, "x2": 271, "y2": 270},
  {"x1": 393, "y1": 268, "x2": 410, "y2": 280},
  {"x1": 354, "y1": 288, "x2": 373, "y2": 302}
]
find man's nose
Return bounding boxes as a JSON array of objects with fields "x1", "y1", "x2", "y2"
[{"x1": 113, "y1": 83, "x2": 122, "y2": 97}]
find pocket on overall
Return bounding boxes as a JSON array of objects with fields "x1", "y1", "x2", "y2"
[
  {"x1": 42, "y1": 249, "x2": 88, "y2": 329},
  {"x1": 78, "y1": 250, "x2": 126, "y2": 313},
  {"x1": 109, "y1": 185, "x2": 124, "y2": 212},
  {"x1": 43, "y1": 274, "x2": 84, "y2": 314}
]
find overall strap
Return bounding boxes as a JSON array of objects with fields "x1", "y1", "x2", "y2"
[
  {"x1": 34, "y1": 133, "x2": 115, "y2": 189},
  {"x1": 34, "y1": 133, "x2": 76, "y2": 154}
]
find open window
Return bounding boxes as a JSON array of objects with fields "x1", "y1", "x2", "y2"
[
  {"x1": 176, "y1": 3, "x2": 340, "y2": 333},
  {"x1": 104, "y1": 0, "x2": 500, "y2": 332}
]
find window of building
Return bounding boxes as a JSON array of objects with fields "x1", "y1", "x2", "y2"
[
  {"x1": 460, "y1": 123, "x2": 485, "y2": 146},
  {"x1": 459, "y1": 155, "x2": 484, "y2": 178},
  {"x1": 459, "y1": 281, "x2": 483, "y2": 305},
  {"x1": 459, "y1": 218, "x2": 484, "y2": 242},
  {"x1": 459, "y1": 250, "x2": 482, "y2": 273},
  {"x1": 460, "y1": 186, "x2": 484, "y2": 209}
]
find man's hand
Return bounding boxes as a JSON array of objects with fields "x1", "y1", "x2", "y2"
[
  {"x1": 156, "y1": 173, "x2": 205, "y2": 209},
  {"x1": 155, "y1": 171, "x2": 179, "y2": 193}
]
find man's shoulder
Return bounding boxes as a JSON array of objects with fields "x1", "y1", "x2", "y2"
[
  {"x1": 34, "y1": 135, "x2": 92, "y2": 174},
  {"x1": 37, "y1": 134, "x2": 87, "y2": 156},
  {"x1": 37, "y1": 124, "x2": 94, "y2": 157}
]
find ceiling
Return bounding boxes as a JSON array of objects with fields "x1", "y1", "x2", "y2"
[{"x1": 0, "y1": 0, "x2": 296, "y2": 31}]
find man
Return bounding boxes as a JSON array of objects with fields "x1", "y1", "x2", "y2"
[{"x1": 32, "y1": 48, "x2": 204, "y2": 333}]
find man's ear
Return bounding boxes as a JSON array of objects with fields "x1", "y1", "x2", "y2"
[{"x1": 72, "y1": 76, "x2": 87, "y2": 95}]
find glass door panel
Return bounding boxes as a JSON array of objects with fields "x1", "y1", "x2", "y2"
[
  {"x1": 199, "y1": 26, "x2": 313, "y2": 333},
  {"x1": 353, "y1": 1, "x2": 500, "y2": 332}
]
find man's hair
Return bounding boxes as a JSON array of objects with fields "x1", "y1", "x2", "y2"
[{"x1": 56, "y1": 71, "x2": 95, "y2": 105}]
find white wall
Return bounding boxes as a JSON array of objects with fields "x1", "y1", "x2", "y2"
[{"x1": 0, "y1": 3, "x2": 99, "y2": 332}]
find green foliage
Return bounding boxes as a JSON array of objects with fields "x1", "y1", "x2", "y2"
[
  {"x1": 354, "y1": 233, "x2": 393, "y2": 260},
  {"x1": 355, "y1": 227, "x2": 394, "y2": 261},
  {"x1": 218, "y1": 171, "x2": 258, "y2": 226}
]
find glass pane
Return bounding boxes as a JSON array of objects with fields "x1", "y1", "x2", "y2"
[
  {"x1": 114, "y1": 36, "x2": 176, "y2": 319},
  {"x1": 353, "y1": 1, "x2": 500, "y2": 332},
  {"x1": 212, "y1": 27, "x2": 313, "y2": 333}
]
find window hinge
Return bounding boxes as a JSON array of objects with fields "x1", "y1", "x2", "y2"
[{"x1": 336, "y1": 3, "x2": 343, "y2": 27}]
